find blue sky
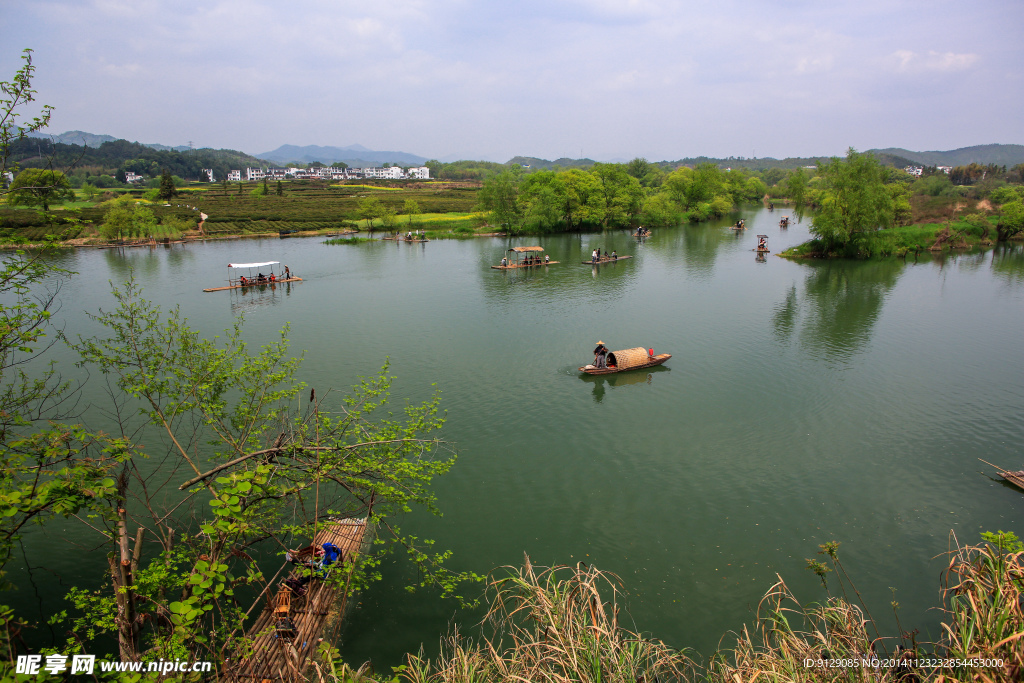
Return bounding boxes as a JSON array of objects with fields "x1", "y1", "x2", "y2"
[{"x1": 2, "y1": 0, "x2": 1021, "y2": 162}]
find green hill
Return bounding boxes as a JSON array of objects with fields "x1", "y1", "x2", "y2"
[
  {"x1": 9, "y1": 137, "x2": 270, "y2": 181},
  {"x1": 867, "y1": 144, "x2": 1024, "y2": 167}
]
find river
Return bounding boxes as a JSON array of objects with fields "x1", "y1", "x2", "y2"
[{"x1": 9, "y1": 206, "x2": 1024, "y2": 666}]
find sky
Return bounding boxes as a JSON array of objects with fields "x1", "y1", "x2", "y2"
[{"x1": 2, "y1": 0, "x2": 1021, "y2": 163}]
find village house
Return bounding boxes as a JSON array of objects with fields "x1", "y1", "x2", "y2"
[
  {"x1": 202, "y1": 168, "x2": 215, "y2": 182},
  {"x1": 227, "y1": 165, "x2": 430, "y2": 182}
]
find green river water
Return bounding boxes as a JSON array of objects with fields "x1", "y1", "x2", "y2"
[{"x1": 9, "y1": 207, "x2": 1024, "y2": 667}]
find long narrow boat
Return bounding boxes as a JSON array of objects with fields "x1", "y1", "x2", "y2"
[
  {"x1": 579, "y1": 347, "x2": 671, "y2": 375},
  {"x1": 581, "y1": 255, "x2": 633, "y2": 265},
  {"x1": 492, "y1": 245, "x2": 558, "y2": 269},
  {"x1": 204, "y1": 261, "x2": 302, "y2": 292},
  {"x1": 204, "y1": 277, "x2": 303, "y2": 292}
]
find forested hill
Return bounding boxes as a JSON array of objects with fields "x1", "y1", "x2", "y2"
[
  {"x1": 9, "y1": 137, "x2": 269, "y2": 181},
  {"x1": 508, "y1": 144, "x2": 1024, "y2": 171},
  {"x1": 866, "y1": 144, "x2": 1024, "y2": 167},
  {"x1": 507, "y1": 156, "x2": 599, "y2": 169}
]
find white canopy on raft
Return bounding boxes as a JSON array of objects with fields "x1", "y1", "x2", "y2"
[{"x1": 227, "y1": 261, "x2": 280, "y2": 269}]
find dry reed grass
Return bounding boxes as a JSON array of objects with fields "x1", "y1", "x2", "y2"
[{"x1": 319, "y1": 541, "x2": 1023, "y2": 683}]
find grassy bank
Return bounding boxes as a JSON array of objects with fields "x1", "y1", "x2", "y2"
[
  {"x1": 780, "y1": 214, "x2": 1015, "y2": 259},
  {"x1": 320, "y1": 538, "x2": 1023, "y2": 683}
]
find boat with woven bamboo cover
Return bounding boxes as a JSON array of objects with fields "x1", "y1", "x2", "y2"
[
  {"x1": 580, "y1": 347, "x2": 671, "y2": 375},
  {"x1": 492, "y1": 246, "x2": 558, "y2": 269}
]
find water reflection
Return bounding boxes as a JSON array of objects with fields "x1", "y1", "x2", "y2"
[
  {"x1": 579, "y1": 366, "x2": 668, "y2": 403},
  {"x1": 228, "y1": 282, "x2": 293, "y2": 314},
  {"x1": 101, "y1": 243, "x2": 194, "y2": 281},
  {"x1": 990, "y1": 244, "x2": 1024, "y2": 283},
  {"x1": 772, "y1": 260, "x2": 903, "y2": 363},
  {"x1": 477, "y1": 234, "x2": 640, "y2": 303}
]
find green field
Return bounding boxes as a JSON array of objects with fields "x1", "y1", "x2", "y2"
[{"x1": 0, "y1": 181, "x2": 486, "y2": 243}]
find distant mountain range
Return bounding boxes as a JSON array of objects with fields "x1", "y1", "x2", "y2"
[
  {"x1": 867, "y1": 144, "x2": 1024, "y2": 167},
  {"x1": 28, "y1": 129, "x2": 193, "y2": 153},
  {"x1": 22, "y1": 131, "x2": 1024, "y2": 171},
  {"x1": 257, "y1": 144, "x2": 428, "y2": 166}
]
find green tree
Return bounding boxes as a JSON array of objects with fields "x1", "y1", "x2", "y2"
[
  {"x1": 0, "y1": 50, "x2": 53, "y2": 184},
  {"x1": 358, "y1": 196, "x2": 385, "y2": 231},
  {"x1": 786, "y1": 167, "x2": 809, "y2": 210},
  {"x1": 381, "y1": 204, "x2": 398, "y2": 230},
  {"x1": 626, "y1": 157, "x2": 651, "y2": 181},
  {"x1": 67, "y1": 280, "x2": 477, "y2": 661},
  {"x1": 520, "y1": 171, "x2": 564, "y2": 230},
  {"x1": 276, "y1": 180, "x2": 283, "y2": 196},
  {"x1": 762, "y1": 167, "x2": 787, "y2": 187},
  {"x1": 404, "y1": 198, "x2": 421, "y2": 226},
  {"x1": 6, "y1": 168, "x2": 74, "y2": 211},
  {"x1": 997, "y1": 200, "x2": 1024, "y2": 241},
  {"x1": 157, "y1": 169, "x2": 176, "y2": 201},
  {"x1": 477, "y1": 168, "x2": 523, "y2": 232},
  {"x1": 100, "y1": 195, "x2": 157, "y2": 240},
  {"x1": 592, "y1": 163, "x2": 643, "y2": 227},
  {"x1": 559, "y1": 169, "x2": 603, "y2": 229},
  {"x1": 0, "y1": 250, "x2": 126, "y2": 668},
  {"x1": 810, "y1": 149, "x2": 909, "y2": 254},
  {"x1": 80, "y1": 182, "x2": 99, "y2": 201}
]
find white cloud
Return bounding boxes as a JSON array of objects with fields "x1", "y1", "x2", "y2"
[{"x1": 890, "y1": 49, "x2": 979, "y2": 73}]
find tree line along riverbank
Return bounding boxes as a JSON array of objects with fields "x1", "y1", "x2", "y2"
[{"x1": 2, "y1": 153, "x2": 1023, "y2": 255}]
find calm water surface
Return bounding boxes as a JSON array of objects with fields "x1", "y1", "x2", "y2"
[{"x1": 11, "y1": 208, "x2": 1024, "y2": 665}]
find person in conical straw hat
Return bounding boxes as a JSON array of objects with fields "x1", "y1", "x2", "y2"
[{"x1": 593, "y1": 341, "x2": 608, "y2": 368}]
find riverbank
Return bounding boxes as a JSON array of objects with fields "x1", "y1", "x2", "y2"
[{"x1": 779, "y1": 215, "x2": 1023, "y2": 260}]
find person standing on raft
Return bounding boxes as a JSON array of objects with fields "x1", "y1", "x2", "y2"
[{"x1": 593, "y1": 341, "x2": 608, "y2": 368}]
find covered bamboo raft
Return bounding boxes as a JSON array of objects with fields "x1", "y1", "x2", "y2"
[
  {"x1": 580, "y1": 346, "x2": 671, "y2": 375},
  {"x1": 492, "y1": 246, "x2": 558, "y2": 269},
  {"x1": 222, "y1": 518, "x2": 367, "y2": 682}
]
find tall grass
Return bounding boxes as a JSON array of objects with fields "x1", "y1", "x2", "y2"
[{"x1": 316, "y1": 540, "x2": 1022, "y2": 683}]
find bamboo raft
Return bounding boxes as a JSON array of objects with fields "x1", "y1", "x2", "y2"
[
  {"x1": 493, "y1": 245, "x2": 557, "y2": 269},
  {"x1": 203, "y1": 277, "x2": 303, "y2": 292},
  {"x1": 580, "y1": 347, "x2": 671, "y2": 375},
  {"x1": 981, "y1": 459, "x2": 1024, "y2": 492},
  {"x1": 492, "y1": 260, "x2": 558, "y2": 269},
  {"x1": 581, "y1": 256, "x2": 633, "y2": 265},
  {"x1": 223, "y1": 518, "x2": 367, "y2": 682}
]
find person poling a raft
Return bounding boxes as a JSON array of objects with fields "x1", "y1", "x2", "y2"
[{"x1": 593, "y1": 341, "x2": 608, "y2": 368}]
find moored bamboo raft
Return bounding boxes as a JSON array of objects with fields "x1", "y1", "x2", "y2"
[
  {"x1": 980, "y1": 459, "x2": 1024, "y2": 493},
  {"x1": 580, "y1": 347, "x2": 671, "y2": 375},
  {"x1": 222, "y1": 518, "x2": 367, "y2": 682},
  {"x1": 204, "y1": 277, "x2": 303, "y2": 292}
]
